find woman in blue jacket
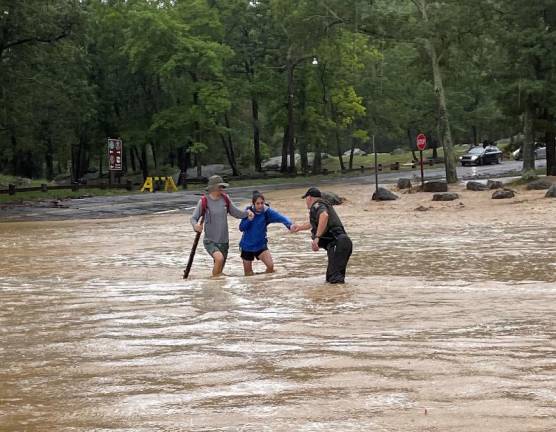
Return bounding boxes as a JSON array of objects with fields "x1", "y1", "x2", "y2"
[{"x1": 239, "y1": 191, "x2": 294, "y2": 276}]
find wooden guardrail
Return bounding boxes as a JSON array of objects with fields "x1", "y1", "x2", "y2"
[{"x1": 0, "y1": 181, "x2": 134, "y2": 195}]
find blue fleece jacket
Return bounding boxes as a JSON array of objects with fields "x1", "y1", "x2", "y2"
[{"x1": 239, "y1": 205, "x2": 292, "y2": 252}]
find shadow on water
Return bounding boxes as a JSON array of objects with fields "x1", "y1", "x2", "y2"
[{"x1": 0, "y1": 215, "x2": 555, "y2": 431}]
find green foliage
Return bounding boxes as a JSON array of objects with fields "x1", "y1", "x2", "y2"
[{"x1": 1, "y1": 0, "x2": 555, "y2": 180}]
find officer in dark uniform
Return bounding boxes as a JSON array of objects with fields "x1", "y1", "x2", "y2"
[{"x1": 294, "y1": 187, "x2": 353, "y2": 284}]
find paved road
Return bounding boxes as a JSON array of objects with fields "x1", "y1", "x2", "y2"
[{"x1": 0, "y1": 159, "x2": 546, "y2": 222}]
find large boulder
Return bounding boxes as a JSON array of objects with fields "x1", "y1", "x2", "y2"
[
  {"x1": 397, "y1": 178, "x2": 412, "y2": 189},
  {"x1": 423, "y1": 181, "x2": 448, "y2": 193},
  {"x1": 322, "y1": 191, "x2": 345, "y2": 205},
  {"x1": 372, "y1": 187, "x2": 399, "y2": 201},
  {"x1": 466, "y1": 181, "x2": 489, "y2": 191},
  {"x1": 492, "y1": 190, "x2": 515, "y2": 199},
  {"x1": 545, "y1": 184, "x2": 556, "y2": 198},
  {"x1": 527, "y1": 179, "x2": 553, "y2": 190},
  {"x1": 487, "y1": 180, "x2": 504, "y2": 190},
  {"x1": 432, "y1": 192, "x2": 460, "y2": 201}
]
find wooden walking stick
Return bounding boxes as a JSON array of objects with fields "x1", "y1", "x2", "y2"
[{"x1": 183, "y1": 215, "x2": 204, "y2": 279}]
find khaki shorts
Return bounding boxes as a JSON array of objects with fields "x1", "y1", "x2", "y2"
[{"x1": 203, "y1": 239, "x2": 229, "y2": 261}]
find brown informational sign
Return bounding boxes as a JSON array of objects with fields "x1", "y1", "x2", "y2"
[{"x1": 108, "y1": 138, "x2": 123, "y2": 171}]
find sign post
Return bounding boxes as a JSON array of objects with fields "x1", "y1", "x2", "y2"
[
  {"x1": 107, "y1": 138, "x2": 123, "y2": 185},
  {"x1": 416, "y1": 133, "x2": 427, "y2": 188}
]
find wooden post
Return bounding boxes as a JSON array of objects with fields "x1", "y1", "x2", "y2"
[{"x1": 420, "y1": 150, "x2": 425, "y2": 188}]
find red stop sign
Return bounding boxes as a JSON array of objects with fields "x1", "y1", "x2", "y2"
[{"x1": 416, "y1": 133, "x2": 427, "y2": 151}]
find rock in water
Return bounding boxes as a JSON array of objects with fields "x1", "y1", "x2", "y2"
[
  {"x1": 322, "y1": 191, "x2": 345, "y2": 205},
  {"x1": 397, "y1": 178, "x2": 412, "y2": 189},
  {"x1": 414, "y1": 205, "x2": 430, "y2": 212},
  {"x1": 466, "y1": 181, "x2": 489, "y2": 191},
  {"x1": 372, "y1": 187, "x2": 399, "y2": 201},
  {"x1": 527, "y1": 179, "x2": 553, "y2": 190},
  {"x1": 432, "y1": 192, "x2": 460, "y2": 201},
  {"x1": 487, "y1": 180, "x2": 504, "y2": 190},
  {"x1": 423, "y1": 181, "x2": 448, "y2": 192},
  {"x1": 492, "y1": 190, "x2": 515, "y2": 199},
  {"x1": 545, "y1": 184, "x2": 556, "y2": 198}
]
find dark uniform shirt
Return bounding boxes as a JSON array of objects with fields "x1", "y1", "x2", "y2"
[{"x1": 309, "y1": 199, "x2": 346, "y2": 249}]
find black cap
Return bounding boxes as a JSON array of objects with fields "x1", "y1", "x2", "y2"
[{"x1": 301, "y1": 187, "x2": 322, "y2": 198}]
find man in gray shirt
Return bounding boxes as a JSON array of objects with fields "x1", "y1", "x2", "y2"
[{"x1": 191, "y1": 175, "x2": 253, "y2": 276}]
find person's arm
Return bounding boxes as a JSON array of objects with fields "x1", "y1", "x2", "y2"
[
  {"x1": 311, "y1": 211, "x2": 329, "y2": 251},
  {"x1": 266, "y1": 208, "x2": 292, "y2": 229},
  {"x1": 313, "y1": 211, "x2": 329, "y2": 240},
  {"x1": 294, "y1": 221, "x2": 312, "y2": 231},
  {"x1": 239, "y1": 208, "x2": 254, "y2": 232},
  {"x1": 228, "y1": 202, "x2": 250, "y2": 219},
  {"x1": 190, "y1": 200, "x2": 203, "y2": 232}
]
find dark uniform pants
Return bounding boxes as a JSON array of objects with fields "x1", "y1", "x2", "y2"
[{"x1": 325, "y1": 234, "x2": 353, "y2": 283}]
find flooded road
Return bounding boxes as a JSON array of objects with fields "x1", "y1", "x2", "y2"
[{"x1": 1, "y1": 186, "x2": 555, "y2": 431}]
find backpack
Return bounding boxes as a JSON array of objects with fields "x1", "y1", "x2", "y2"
[{"x1": 200, "y1": 193, "x2": 231, "y2": 216}]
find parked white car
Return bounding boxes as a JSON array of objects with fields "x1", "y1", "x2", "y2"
[
  {"x1": 343, "y1": 148, "x2": 367, "y2": 156},
  {"x1": 512, "y1": 145, "x2": 546, "y2": 160}
]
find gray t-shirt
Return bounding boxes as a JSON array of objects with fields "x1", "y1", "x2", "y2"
[{"x1": 190, "y1": 194, "x2": 247, "y2": 243}]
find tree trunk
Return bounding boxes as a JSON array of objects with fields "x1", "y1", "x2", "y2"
[
  {"x1": 522, "y1": 98, "x2": 536, "y2": 173},
  {"x1": 331, "y1": 103, "x2": 345, "y2": 171},
  {"x1": 298, "y1": 76, "x2": 309, "y2": 173},
  {"x1": 407, "y1": 129, "x2": 417, "y2": 161},
  {"x1": 416, "y1": 0, "x2": 458, "y2": 183},
  {"x1": 122, "y1": 144, "x2": 127, "y2": 174},
  {"x1": 546, "y1": 132, "x2": 556, "y2": 176},
  {"x1": 129, "y1": 146, "x2": 136, "y2": 172},
  {"x1": 191, "y1": 72, "x2": 202, "y2": 178},
  {"x1": 430, "y1": 45, "x2": 457, "y2": 182},
  {"x1": 72, "y1": 130, "x2": 89, "y2": 182},
  {"x1": 99, "y1": 149, "x2": 103, "y2": 178},
  {"x1": 10, "y1": 131, "x2": 17, "y2": 176},
  {"x1": 280, "y1": 125, "x2": 288, "y2": 172},
  {"x1": 196, "y1": 153, "x2": 202, "y2": 177},
  {"x1": 138, "y1": 144, "x2": 149, "y2": 180},
  {"x1": 312, "y1": 140, "x2": 322, "y2": 174},
  {"x1": 349, "y1": 134, "x2": 357, "y2": 170},
  {"x1": 252, "y1": 97, "x2": 262, "y2": 172},
  {"x1": 151, "y1": 142, "x2": 158, "y2": 169},
  {"x1": 220, "y1": 133, "x2": 234, "y2": 174},
  {"x1": 335, "y1": 129, "x2": 345, "y2": 171},
  {"x1": 224, "y1": 113, "x2": 240, "y2": 176},
  {"x1": 177, "y1": 145, "x2": 188, "y2": 186},
  {"x1": 545, "y1": 129, "x2": 556, "y2": 176},
  {"x1": 45, "y1": 135, "x2": 54, "y2": 180},
  {"x1": 286, "y1": 61, "x2": 296, "y2": 174},
  {"x1": 472, "y1": 125, "x2": 478, "y2": 146}
]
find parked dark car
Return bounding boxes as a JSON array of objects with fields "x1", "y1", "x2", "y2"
[{"x1": 460, "y1": 145, "x2": 502, "y2": 166}]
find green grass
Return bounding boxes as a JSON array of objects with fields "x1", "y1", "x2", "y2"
[
  {"x1": 321, "y1": 146, "x2": 468, "y2": 172},
  {"x1": 0, "y1": 174, "x2": 49, "y2": 188},
  {"x1": 0, "y1": 188, "x2": 137, "y2": 204},
  {"x1": 505, "y1": 168, "x2": 549, "y2": 187}
]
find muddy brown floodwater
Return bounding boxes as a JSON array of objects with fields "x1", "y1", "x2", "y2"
[{"x1": 1, "y1": 183, "x2": 555, "y2": 431}]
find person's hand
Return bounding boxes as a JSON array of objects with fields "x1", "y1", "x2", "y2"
[
  {"x1": 247, "y1": 209, "x2": 255, "y2": 220},
  {"x1": 289, "y1": 223, "x2": 298, "y2": 233},
  {"x1": 311, "y1": 238, "x2": 320, "y2": 252},
  {"x1": 194, "y1": 223, "x2": 203, "y2": 233}
]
